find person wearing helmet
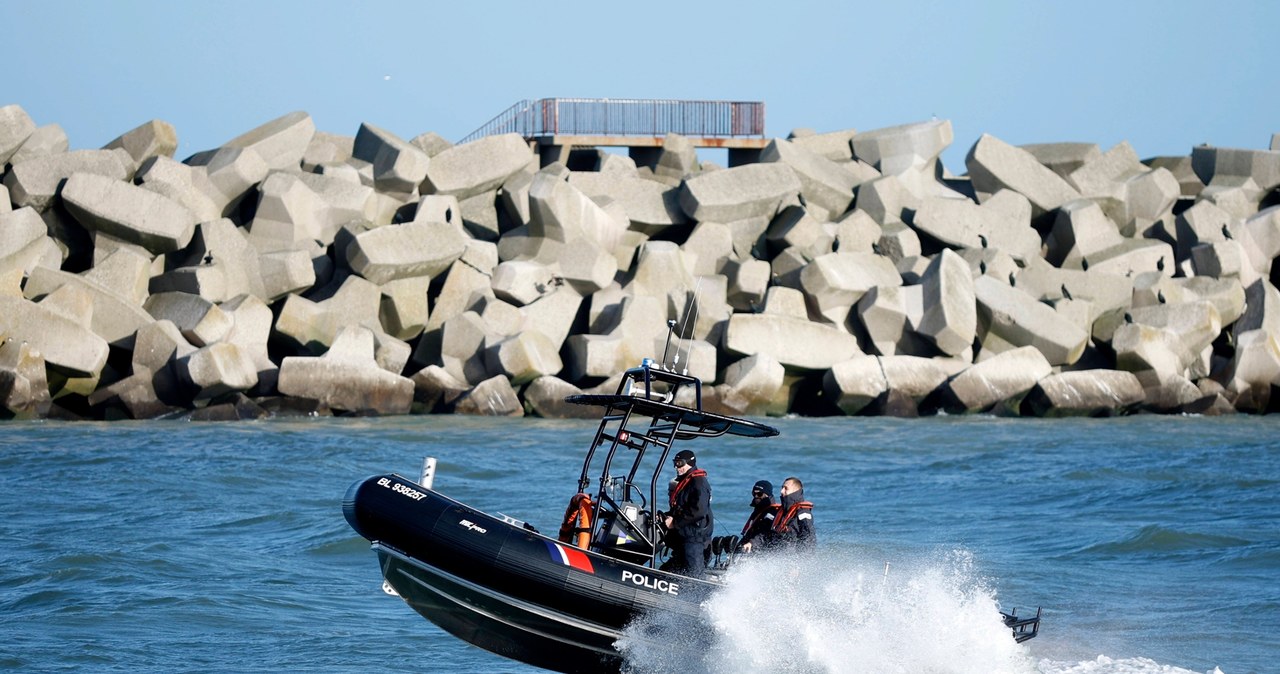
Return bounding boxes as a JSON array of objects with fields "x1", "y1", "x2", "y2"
[
  {"x1": 662, "y1": 449, "x2": 713, "y2": 577},
  {"x1": 739, "y1": 479, "x2": 780, "y2": 553}
]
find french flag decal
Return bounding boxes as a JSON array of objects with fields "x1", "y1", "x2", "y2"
[{"x1": 544, "y1": 540, "x2": 595, "y2": 574}]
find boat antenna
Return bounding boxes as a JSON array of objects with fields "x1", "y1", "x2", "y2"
[
  {"x1": 678, "y1": 277, "x2": 703, "y2": 375},
  {"x1": 659, "y1": 319, "x2": 678, "y2": 370}
]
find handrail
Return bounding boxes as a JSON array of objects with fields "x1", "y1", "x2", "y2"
[{"x1": 459, "y1": 98, "x2": 765, "y2": 144}]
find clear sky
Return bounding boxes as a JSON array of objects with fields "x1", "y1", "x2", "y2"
[{"x1": 5, "y1": 0, "x2": 1276, "y2": 171}]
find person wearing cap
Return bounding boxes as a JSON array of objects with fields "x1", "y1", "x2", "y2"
[
  {"x1": 738, "y1": 480, "x2": 780, "y2": 553},
  {"x1": 771, "y1": 476, "x2": 815, "y2": 551},
  {"x1": 662, "y1": 449, "x2": 713, "y2": 577}
]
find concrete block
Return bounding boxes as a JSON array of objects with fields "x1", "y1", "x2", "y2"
[
  {"x1": 681, "y1": 221, "x2": 735, "y2": 276},
  {"x1": 788, "y1": 128, "x2": 857, "y2": 162},
  {"x1": 277, "y1": 325, "x2": 413, "y2": 415},
  {"x1": 486, "y1": 330, "x2": 563, "y2": 385},
  {"x1": 433, "y1": 310, "x2": 493, "y2": 384},
  {"x1": 855, "y1": 174, "x2": 921, "y2": 226},
  {"x1": 302, "y1": 131, "x2": 354, "y2": 170},
  {"x1": 936, "y1": 345, "x2": 1052, "y2": 414},
  {"x1": 133, "y1": 156, "x2": 222, "y2": 224},
  {"x1": 918, "y1": 249, "x2": 977, "y2": 356},
  {"x1": 0, "y1": 104, "x2": 36, "y2": 165},
  {"x1": 1127, "y1": 301, "x2": 1222, "y2": 373},
  {"x1": 453, "y1": 374, "x2": 523, "y2": 417},
  {"x1": 346, "y1": 219, "x2": 466, "y2": 285},
  {"x1": 10, "y1": 124, "x2": 69, "y2": 166},
  {"x1": 4, "y1": 149, "x2": 132, "y2": 212},
  {"x1": 761, "y1": 138, "x2": 861, "y2": 216},
  {"x1": 24, "y1": 260, "x2": 154, "y2": 348},
  {"x1": 1145, "y1": 155, "x2": 1205, "y2": 198},
  {"x1": 379, "y1": 275, "x2": 431, "y2": 340},
  {"x1": 522, "y1": 375, "x2": 597, "y2": 419},
  {"x1": 352, "y1": 123, "x2": 430, "y2": 197},
  {"x1": 975, "y1": 275, "x2": 1088, "y2": 366},
  {"x1": 104, "y1": 119, "x2": 178, "y2": 165},
  {"x1": 520, "y1": 286, "x2": 584, "y2": 350},
  {"x1": 424, "y1": 240, "x2": 499, "y2": 335},
  {"x1": 965, "y1": 134, "x2": 1081, "y2": 217},
  {"x1": 295, "y1": 170, "x2": 378, "y2": 238},
  {"x1": 1176, "y1": 198, "x2": 1235, "y2": 266},
  {"x1": 855, "y1": 285, "x2": 909, "y2": 356},
  {"x1": 458, "y1": 189, "x2": 501, "y2": 241},
  {"x1": 132, "y1": 319, "x2": 197, "y2": 378},
  {"x1": 244, "y1": 171, "x2": 328, "y2": 253},
  {"x1": 719, "y1": 353, "x2": 785, "y2": 416},
  {"x1": 851, "y1": 119, "x2": 953, "y2": 176},
  {"x1": 408, "y1": 364, "x2": 469, "y2": 412},
  {"x1": 833, "y1": 209, "x2": 881, "y2": 254},
  {"x1": 1226, "y1": 329, "x2": 1280, "y2": 409},
  {"x1": 723, "y1": 286, "x2": 861, "y2": 371},
  {"x1": 569, "y1": 170, "x2": 688, "y2": 233},
  {"x1": 1123, "y1": 167, "x2": 1179, "y2": 235},
  {"x1": 274, "y1": 275, "x2": 408, "y2": 373},
  {"x1": 1234, "y1": 279, "x2": 1280, "y2": 339},
  {"x1": 220, "y1": 293, "x2": 277, "y2": 389},
  {"x1": 876, "y1": 222, "x2": 921, "y2": 264},
  {"x1": 912, "y1": 189, "x2": 1039, "y2": 261},
  {"x1": 179, "y1": 342, "x2": 260, "y2": 403},
  {"x1": 0, "y1": 206, "x2": 53, "y2": 273},
  {"x1": 491, "y1": 260, "x2": 555, "y2": 307},
  {"x1": 1192, "y1": 145, "x2": 1280, "y2": 192},
  {"x1": 1065, "y1": 141, "x2": 1148, "y2": 198},
  {"x1": 0, "y1": 338, "x2": 51, "y2": 418},
  {"x1": 223, "y1": 111, "x2": 315, "y2": 171},
  {"x1": 1020, "y1": 142, "x2": 1101, "y2": 179},
  {"x1": 1132, "y1": 274, "x2": 1245, "y2": 328},
  {"x1": 1190, "y1": 240, "x2": 1252, "y2": 283},
  {"x1": 882, "y1": 354, "x2": 964, "y2": 404},
  {"x1": 1200, "y1": 177, "x2": 1265, "y2": 220},
  {"x1": 678, "y1": 162, "x2": 801, "y2": 222},
  {"x1": 565, "y1": 294, "x2": 667, "y2": 380},
  {"x1": 629, "y1": 241, "x2": 696, "y2": 318},
  {"x1": 766, "y1": 205, "x2": 834, "y2": 259},
  {"x1": 725, "y1": 257, "x2": 770, "y2": 312},
  {"x1": 1022, "y1": 369, "x2": 1145, "y2": 417},
  {"x1": 799, "y1": 251, "x2": 901, "y2": 327},
  {"x1": 823, "y1": 354, "x2": 885, "y2": 414},
  {"x1": 0, "y1": 292, "x2": 109, "y2": 378},
  {"x1": 61, "y1": 172, "x2": 196, "y2": 254},
  {"x1": 652, "y1": 133, "x2": 699, "y2": 182},
  {"x1": 143, "y1": 291, "x2": 232, "y2": 347}
]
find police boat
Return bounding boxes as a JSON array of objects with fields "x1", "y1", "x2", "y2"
[{"x1": 343, "y1": 361, "x2": 1040, "y2": 673}]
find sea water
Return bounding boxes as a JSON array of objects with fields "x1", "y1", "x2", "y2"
[{"x1": 0, "y1": 415, "x2": 1275, "y2": 673}]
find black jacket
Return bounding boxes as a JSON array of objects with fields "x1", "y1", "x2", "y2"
[
  {"x1": 668, "y1": 469, "x2": 713, "y2": 543},
  {"x1": 772, "y1": 490, "x2": 815, "y2": 550},
  {"x1": 740, "y1": 498, "x2": 780, "y2": 550}
]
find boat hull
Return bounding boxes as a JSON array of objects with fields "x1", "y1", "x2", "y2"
[{"x1": 344, "y1": 474, "x2": 711, "y2": 673}]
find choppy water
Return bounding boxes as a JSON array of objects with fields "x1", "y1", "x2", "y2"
[{"x1": 1, "y1": 415, "x2": 1275, "y2": 673}]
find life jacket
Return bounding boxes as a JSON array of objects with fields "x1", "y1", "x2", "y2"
[
  {"x1": 669, "y1": 469, "x2": 708, "y2": 509},
  {"x1": 742, "y1": 502, "x2": 780, "y2": 535},
  {"x1": 557, "y1": 492, "x2": 593, "y2": 549},
  {"x1": 772, "y1": 500, "x2": 813, "y2": 533}
]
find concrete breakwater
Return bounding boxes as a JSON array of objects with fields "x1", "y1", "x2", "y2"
[{"x1": 2, "y1": 104, "x2": 1279, "y2": 421}]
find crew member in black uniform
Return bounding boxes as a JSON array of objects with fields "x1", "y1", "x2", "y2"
[
  {"x1": 771, "y1": 476, "x2": 815, "y2": 551},
  {"x1": 662, "y1": 449, "x2": 713, "y2": 577},
  {"x1": 739, "y1": 480, "x2": 780, "y2": 553}
]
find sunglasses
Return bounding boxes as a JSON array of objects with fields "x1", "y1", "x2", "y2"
[
  {"x1": 673, "y1": 459, "x2": 687, "y2": 467},
  {"x1": 752, "y1": 489, "x2": 765, "y2": 496}
]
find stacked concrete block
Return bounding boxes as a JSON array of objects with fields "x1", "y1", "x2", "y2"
[
  {"x1": 352, "y1": 123, "x2": 430, "y2": 198},
  {"x1": 1021, "y1": 142, "x2": 1101, "y2": 179},
  {"x1": 187, "y1": 146, "x2": 270, "y2": 217},
  {"x1": 5, "y1": 149, "x2": 133, "y2": 212},
  {"x1": 0, "y1": 289, "x2": 109, "y2": 378},
  {"x1": 851, "y1": 119, "x2": 953, "y2": 177},
  {"x1": 0, "y1": 207, "x2": 61, "y2": 278},
  {"x1": 569, "y1": 170, "x2": 688, "y2": 233},
  {"x1": 567, "y1": 295, "x2": 669, "y2": 380},
  {"x1": 178, "y1": 342, "x2": 260, "y2": 405},
  {"x1": 760, "y1": 138, "x2": 862, "y2": 217},
  {"x1": 11, "y1": 124, "x2": 69, "y2": 165},
  {"x1": 1022, "y1": 370, "x2": 1145, "y2": 417},
  {"x1": 345, "y1": 219, "x2": 466, "y2": 284},
  {"x1": 144, "y1": 292, "x2": 232, "y2": 347},
  {"x1": 966, "y1": 134, "x2": 1081, "y2": 217},
  {"x1": 912, "y1": 189, "x2": 1039, "y2": 261},
  {"x1": 409, "y1": 364, "x2": 470, "y2": 412},
  {"x1": 798, "y1": 251, "x2": 900, "y2": 327},
  {"x1": 975, "y1": 275, "x2": 1088, "y2": 366},
  {"x1": 716, "y1": 353, "x2": 785, "y2": 417},
  {"x1": 522, "y1": 375, "x2": 599, "y2": 419},
  {"x1": 681, "y1": 222, "x2": 736, "y2": 276},
  {"x1": 917, "y1": 249, "x2": 976, "y2": 357},
  {"x1": 0, "y1": 104, "x2": 37, "y2": 165},
  {"x1": 277, "y1": 325, "x2": 413, "y2": 415},
  {"x1": 678, "y1": 163, "x2": 801, "y2": 222},
  {"x1": 628, "y1": 241, "x2": 696, "y2": 318},
  {"x1": 274, "y1": 275, "x2": 409, "y2": 374},
  {"x1": 60, "y1": 172, "x2": 197, "y2": 254},
  {"x1": 24, "y1": 262, "x2": 154, "y2": 347},
  {"x1": 104, "y1": 119, "x2": 178, "y2": 165},
  {"x1": 787, "y1": 128, "x2": 857, "y2": 162},
  {"x1": 223, "y1": 111, "x2": 315, "y2": 171},
  {"x1": 0, "y1": 338, "x2": 52, "y2": 419},
  {"x1": 133, "y1": 156, "x2": 222, "y2": 223},
  {"x1": 933, "y1": 345, "x2": 1053, "y2": 414},
  {"x1": 724, "y1": 286, "x2": 861, "y2": 371},
  {"x1": 453, "y1": 374, "x2": 524, "y2": 417},
  {"x1": 419, "y1": 131, "x2": 529, "y2": 200},
  {"x1": 486, "y1": 330, "x2": 564, "y2": 385}
]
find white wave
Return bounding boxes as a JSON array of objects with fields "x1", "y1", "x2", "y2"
[
  {"x1": 1037, "y1": 656, "x2": 1224, "y2": 674},
  {"x1": 617, "y1": 548, "x2": 1037, "y2": 673}
]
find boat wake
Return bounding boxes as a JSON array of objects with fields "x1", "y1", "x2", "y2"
[
  {"x1": 616, "y1": 549, "x2": 1224, "y2": 674},
  {"x1": 617, "y1": 548, "x2": 1034, "y2": 673}
]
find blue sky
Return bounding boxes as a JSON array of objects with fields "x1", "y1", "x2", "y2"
[{"x1": 5, "y1": 1, "x2": 1276, "y2": 171}]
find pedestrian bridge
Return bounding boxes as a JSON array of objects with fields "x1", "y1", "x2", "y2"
[{"x1": 460, "y1": 98, "x2": 770, "y2": 165}]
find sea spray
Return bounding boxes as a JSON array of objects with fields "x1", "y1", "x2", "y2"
[{"x1": 617, "y1": 548, "x2": 1036, "y2": 673}]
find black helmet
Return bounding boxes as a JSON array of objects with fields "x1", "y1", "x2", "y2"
[{"x1": 674, "y1": 449, "x2": 696, "y2": 466}]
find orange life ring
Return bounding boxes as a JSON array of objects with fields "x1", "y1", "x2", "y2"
[{"x1": 557, "y1": 493, "x2": 593, "y2": 549}]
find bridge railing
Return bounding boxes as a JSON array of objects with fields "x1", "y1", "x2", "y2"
[{"x1": 459, "y1": 98, "x2": 765, "y2": 144}]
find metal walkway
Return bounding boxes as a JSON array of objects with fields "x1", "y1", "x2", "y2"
[{"x1": 459, "y1": 98, "x2": 768, "y2": 150}]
